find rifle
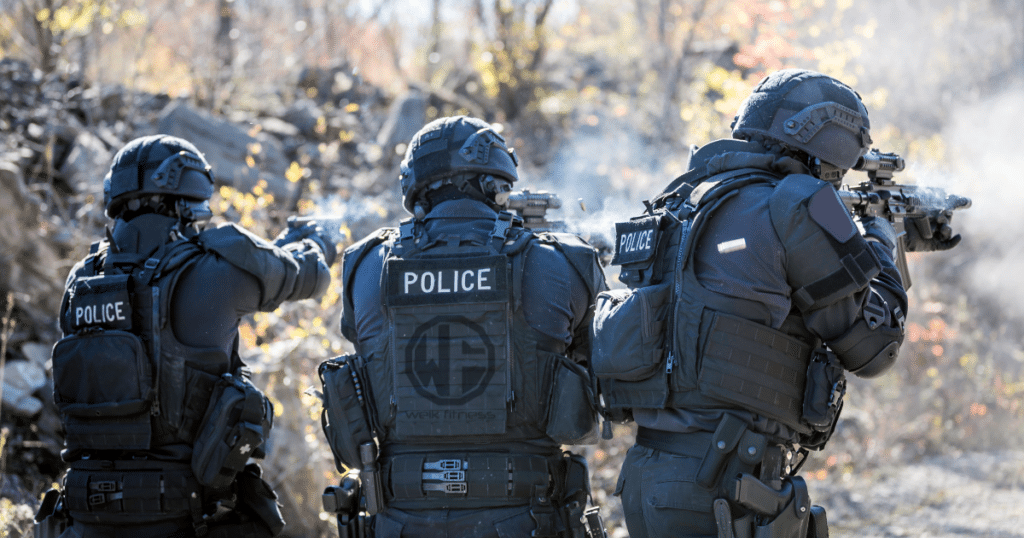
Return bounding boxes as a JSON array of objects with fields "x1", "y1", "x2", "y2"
[
  {"x1": 838, "y1": 149, "x2": 971, "y2": 288},
  {"x1": 505, "y1": 189, "x2": 614, "y2": 263}
]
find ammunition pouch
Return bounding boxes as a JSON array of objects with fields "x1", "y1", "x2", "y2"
[
  {"x1": 192, "y1": 373, "x2": 273, "y2": 489},
  {"x1": 33, "y1": 488, "x2": 69, "y2": 538},
  {"x1": 52, "y1": 330, "x2": 154, "y2": 452},
  {"x1": 800, "y1": 349, "x2": 846, "y2": 449},
  {"x1": 63, "y1": 460, "x2": 202, "y2": 525},
  {"x1": 545, "y1": 354, "x2": 599, "y2": 446},
  {"x1": 318, "y1": 355, "x2": 375, "y2": 471}
]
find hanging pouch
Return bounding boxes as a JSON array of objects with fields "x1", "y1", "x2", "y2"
[
  {"x1": 590, "y1": 281, "x2": 672, "y2": 381},
  {"x1": 51, "y1": 330, "x2": 153, "y2": 451},
  {"x1": 318, "y1": 355, "x2": 375, "y2": 472},
  {"x1": 545, "y1": 353, "x2": 599, "y2": 445},
  {"x1": 191, "y1": 373, "x2": 273, "y2": 489}
]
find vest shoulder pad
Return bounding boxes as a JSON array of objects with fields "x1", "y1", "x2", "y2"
[
  {"x1": 769, "y1": 174, "x2": 857, "y2": 243},
  {"x1": 536, "y1": 232, "x2": 606, "y2": 299},
  {"x1": 340, "y1": 228, "x2": 396, "y2": 342}
]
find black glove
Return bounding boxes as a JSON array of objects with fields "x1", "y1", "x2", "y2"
[
  {"x1": 275, "y1": 221, "x2": 338, "y2": 266},
  {"x1": 273, "y1": 220, "x2": 317, "y2": 247},
  {"x1": 903, "y1": 211, "x2": 961, "y2": 252}
]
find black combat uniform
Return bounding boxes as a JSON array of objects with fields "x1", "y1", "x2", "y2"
[
  {"x1": 592, "y1": 70, "x2": 908, "y2": 538},
  {"x1": 40, "y1": 135, "x2": 334, "y2": 538},
  {"x1": 320, "y1": 116, "x2": 607, "y2": 538}
]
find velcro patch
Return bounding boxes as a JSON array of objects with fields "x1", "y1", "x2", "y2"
[
  {"x1": 69, "y1": 274, "x2": 133, "y2": 332},
  {"x1": 386, "y1": 255, "x2": 508, "y2": 307},
  {"x1": 611, "y1": 216, "x2": 661, "y2": 266},
  {"x1": 808, "y1": 186, "x2": 857, "y2": 243}
]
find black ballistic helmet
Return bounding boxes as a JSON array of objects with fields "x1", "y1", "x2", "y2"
[
  {"x1": 399, "y1": 115, "x2": 519, "y2": 215},
  {"x1": 732, "y1": 69, "x2": 872, "y2": 170},
  {"x1": 103, "y1": 135, "x2": 215, "y2": 218}
]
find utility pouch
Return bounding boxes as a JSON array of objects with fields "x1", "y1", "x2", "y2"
[
  {"x1": 33, "y1": 488, "x2": 68, "y2": 538},
  {"x1": 51, "y1": 330, "x2": 153, "y2": 451},
  {"x1": 802, "y1": 348, "x2": 846, "y2": 432},
  {"x1": 545, "y1": 354, "x2": 599, "y2": 446},
  {"x1": 590, "y1": 281, "x2": 673, "y2": 381},
  {"x1": 191, "y1": 373, "x2": 272, "y2": 489},
  {"x1": 318, "y1": 355, "x2": 375, "y2": 472}
]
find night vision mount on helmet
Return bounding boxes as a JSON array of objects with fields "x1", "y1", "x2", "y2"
[
  {"x1": 103, "y1": 135, "x2": 215, "y2": 220},
  {"x1": 399, "y1": 116, "x2": 519, "y2": 217},
  {"x1": 731, "y1": 69, "x2": 872, "y2": 176}
]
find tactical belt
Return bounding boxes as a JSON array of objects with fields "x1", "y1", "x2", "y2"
[
  {"x1": 385, "y1": 452, "x2": 552, "y2": 509},
  {"x1": 64, "y1": 460, "x2": 202, "y2": 524},
  {"x1": 634, "y1": 427, "x2": 712, "y2": 459}
]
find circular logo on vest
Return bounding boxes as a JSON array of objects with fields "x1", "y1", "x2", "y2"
[{"x1": 405, "y1": 315, "x2": 497, "y2": 405}]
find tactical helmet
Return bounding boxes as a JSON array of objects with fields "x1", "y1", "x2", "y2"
[
  {"x1": 399, "y1": 115, "x2": 519, "y2": 215},
  {"x1": 731, "y1": 69, "x2": 872, "y2": 170},
  {"x1": 103, "y1": 135, "x2": 215, "y2": 219}
]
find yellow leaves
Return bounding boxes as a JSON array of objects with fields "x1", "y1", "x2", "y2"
[{"x1": 285, "y1": 161, "x2": 305, "y2": 183}]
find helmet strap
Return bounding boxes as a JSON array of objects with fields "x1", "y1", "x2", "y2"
[{"x1": 811, "y1": 158, "x2": 846, "y2": 187}]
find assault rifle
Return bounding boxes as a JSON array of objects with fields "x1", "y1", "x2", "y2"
[
  {"x1": 505, "y1": 189, "x2": 614, "y2": 263},
  {"x1": 838, "y1": 149, "x2": 972, "y2": 288}
]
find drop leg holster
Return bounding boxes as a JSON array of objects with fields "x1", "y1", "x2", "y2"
[
  {"x1": 636, "y1": 414, "x2": 829, "y2": 538},
  {"x1": 33, "y1": 488, "x2": 69, "y2": 538}
]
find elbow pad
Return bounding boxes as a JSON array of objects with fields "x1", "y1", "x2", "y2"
[{"x1": 828, "y1": 289, "x2": 905, "y2": 378}]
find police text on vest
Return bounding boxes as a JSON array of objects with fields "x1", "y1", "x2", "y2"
[
  {"x1": 619, "y1": 229, "x2": 654, "y2": 254},
  {"x1": 76, "y1": 302, "x2": 127, "y2": 326},
  {"x1": 404, "y1": 268, "x2": 492, "y2": 294}
]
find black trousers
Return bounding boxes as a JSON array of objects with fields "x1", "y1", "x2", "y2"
[{"x1": 616, "y1": 444, "x2": 720, "y2": 538}]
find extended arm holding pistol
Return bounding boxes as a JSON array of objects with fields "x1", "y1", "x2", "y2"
[{"x1": 838, "y1": 149, "x2": 971, "y2": 288}]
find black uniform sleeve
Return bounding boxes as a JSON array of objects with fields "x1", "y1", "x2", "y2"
[{"x1": 199, "y1": 223, "x2": 331, "y2": 312}]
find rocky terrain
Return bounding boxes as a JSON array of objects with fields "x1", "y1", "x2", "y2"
[{"x1": 2, "y1": 52, "x2": 1024, "y2": 537}]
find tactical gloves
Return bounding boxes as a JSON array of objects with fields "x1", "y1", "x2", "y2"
[
  {"x1": 274, "y1": 222, "x2": 338, "y2": 266},
  {"x1": 903, "y1": 211, "x2": 961, "y2": 252}
]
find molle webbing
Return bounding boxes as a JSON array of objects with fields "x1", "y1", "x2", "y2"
[
  {"x1": 385, "y1": 452, "x2": 551, "y2": 509},
  {"x1": 64, "y1": 460, "x2": 200, "y2": 523},
  {"x1": 698, "y1": 313, "x2": 813, "y2": 432}
]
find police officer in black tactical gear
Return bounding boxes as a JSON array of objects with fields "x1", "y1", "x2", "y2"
[
  {"x1": 591, "y1": 69, "x2": 912, "y2": 538},
  {"x1": 321, "y1": 116, "x2": 607, "y2": 538},
  {"x1": 35, "y1": 135, "x2": 336, "y2": 538}
]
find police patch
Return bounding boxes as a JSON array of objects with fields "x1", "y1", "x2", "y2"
[
  {"x1": 385, "y1": 255, "x2": 508, "y2": 307},
  {"x1": 68, "y1": 274, "x2": 133, "y2": 332},
  {"x1": 611, "y1": 216, "x2": 661, "y2": 266}
]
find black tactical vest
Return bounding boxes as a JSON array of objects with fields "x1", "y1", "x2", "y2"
[
  {"x1": 343, "y1": 214, "x2": 601, "y2": 449},
  {"x1": 594, "y1": 169, "x2": 833, "y2": 438},
  {"x1": 52, "y1": 237, "x2": 234, "y2": 456}
]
